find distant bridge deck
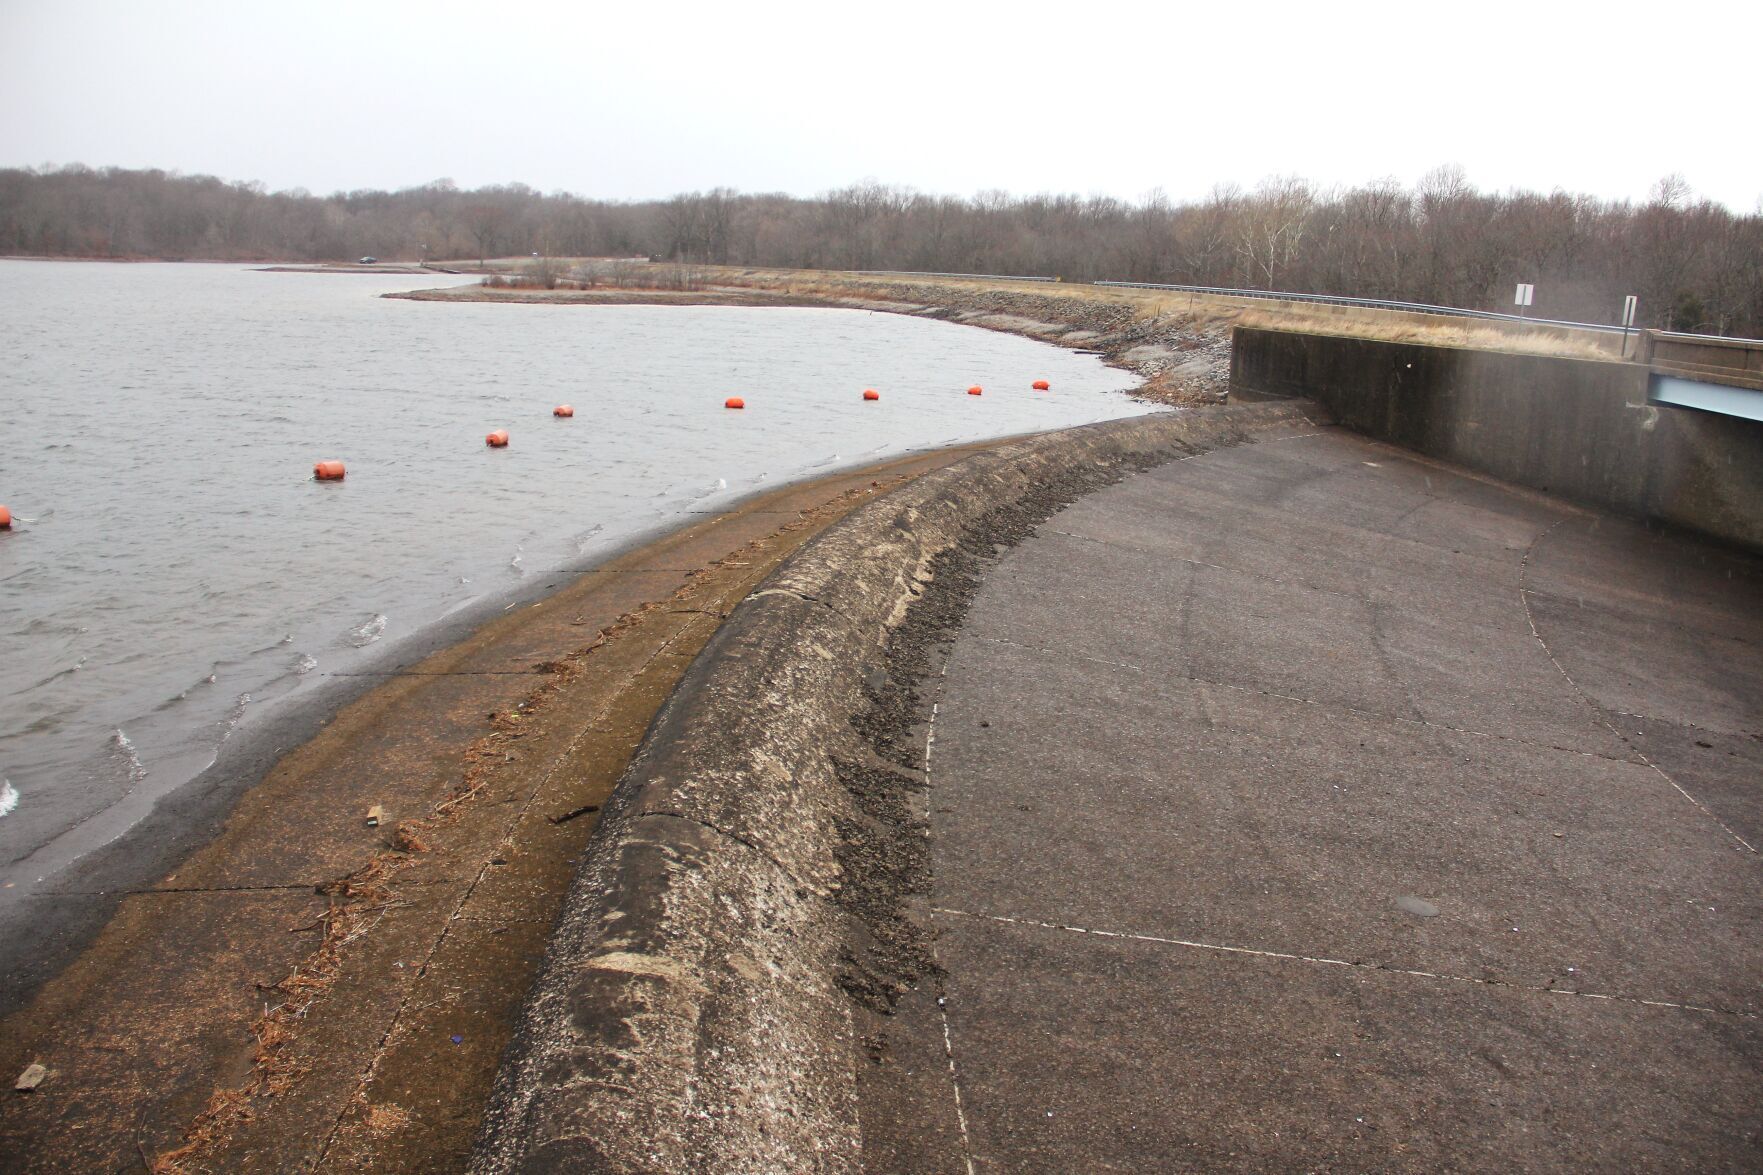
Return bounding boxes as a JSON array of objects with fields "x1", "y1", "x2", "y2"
[{"x1": 1642, "y1": 329, "x2": 1763, "y2": 421}]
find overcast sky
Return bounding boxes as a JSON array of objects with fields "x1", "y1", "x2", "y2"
[{"x1": 2, "y1": 0, "x2": 1756, "y2": 209}]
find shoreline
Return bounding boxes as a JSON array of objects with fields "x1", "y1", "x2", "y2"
[
  {"x1": 0, "y1": 435, "x2": 1047, "y2": 1013},
  {"x1": 384, "y1": 276, "x2": 1238, "y2": 406},
  {"x1": 0, "y1": 437, "x2": 1040, "y2": 1169}
]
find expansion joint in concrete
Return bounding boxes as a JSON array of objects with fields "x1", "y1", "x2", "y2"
[
  {"x1": 921, "y1": 649, "x2": 977, "y2": 1175},
  {"x1": 930, "y1": 906, "x2": 1757, "y2": 1019},
  {"x1": 1518, "y1": 521, "x2": 1756, "y2": 854},
  {"x1": 325, "y1": 669, "x2": 547, "y2": 678},
  {"x1": 40, "y1": 881, "x2": 325, "y2": 897}
]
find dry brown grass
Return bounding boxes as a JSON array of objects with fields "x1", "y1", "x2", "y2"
[
  {"x1": 1236, "y1": 308, "x2": 1619, "y2": 360},
  {"x1": 701, "y1": 265, "x2": 1622, "y2": 362}
]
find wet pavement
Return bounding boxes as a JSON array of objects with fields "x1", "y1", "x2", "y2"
[{"x1": 864, "y1": 426, "x2": 1762, "y2": 1171}]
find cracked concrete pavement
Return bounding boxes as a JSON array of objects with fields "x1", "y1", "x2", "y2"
[{"x1": 860, "y1": 426, "x2": 1762, "y2": 1171}]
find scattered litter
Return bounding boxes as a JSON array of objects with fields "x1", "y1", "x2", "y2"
[
  {"x1": 450, "y1": 1035, "x2": 464, "y2": 1045},
  {"x1": 365, "y1": 805, "x2": 384, "y2": 827},
  {"x1": 1394, "y1": 896, "x2": 1438, "y2": 918},
  {"x1": 547, "y1": 804, "x2": 600, "y2": 825},
  {"x1": 14, "y1": 1062, "x2": 46, "y2": 1091}
]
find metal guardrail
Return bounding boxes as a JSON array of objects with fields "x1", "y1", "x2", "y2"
[
  {"x1": 853, "y1": 269, "x2": 1058, "y2": 283},
  {"x1": 1093, "y1": 280, "x2": 1629, "y2": 335},
  {"x1": 846, "y1": 269, "x2": 1763, "y2": 345}
]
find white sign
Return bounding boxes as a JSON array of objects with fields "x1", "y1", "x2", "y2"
[
  {"x1": 1514, "y1": 283, "x2": 1535, "y2": 308},
  {"x1": 1622, "y1": 295, "x2": 1638, "y2": 328}
]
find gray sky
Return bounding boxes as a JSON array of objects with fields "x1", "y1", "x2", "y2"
[{"x1": 3, "y1": 0, "x2": 1757, "y2": 209}]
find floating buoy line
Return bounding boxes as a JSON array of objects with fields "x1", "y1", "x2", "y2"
[{"x1": 298, "y1": 379, "x2": 1058, "y2": 480}]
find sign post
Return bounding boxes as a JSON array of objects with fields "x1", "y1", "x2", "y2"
[
  {"x1": 1621, "y1": 295, "x2": 1639, "y2": 357},
  {"x1": 1514, "y1": 283, "x2": 1535, "y2": 319}
]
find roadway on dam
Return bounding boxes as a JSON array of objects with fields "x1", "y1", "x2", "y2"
[{"x1": 859, "y1": 426, "x2": 1762, "y2": 1171}]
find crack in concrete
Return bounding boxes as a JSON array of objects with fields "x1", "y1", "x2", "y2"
[
  {"x1": 974, "y1": 632, "x2": 1642, "y2": 768},
  {"x1": 642, "y1": 810, "x2": 826, "y2": 902},
  {"x1": 313, "y1": 596, "x2": 721, "y2": 1167},
  {"x1": 930, "y1": 906, "x2": 1758, "y2": 1019}
]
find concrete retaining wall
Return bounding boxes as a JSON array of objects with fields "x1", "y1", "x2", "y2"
[
  {"x1": 1230, "y1": 325, "x2": 1763, "y2": 551},
  {"x1": 470, "y1": 402, "x2": 1316, "y2": 1173}
]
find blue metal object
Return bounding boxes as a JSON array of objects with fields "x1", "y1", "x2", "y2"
[{"x1": 1650, "y1": 374, "x2": 1763, "y2": 422}]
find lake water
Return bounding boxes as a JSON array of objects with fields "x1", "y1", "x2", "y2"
[{"x1": 0, "y1": 261, "x2": 1151, "y2": 895}]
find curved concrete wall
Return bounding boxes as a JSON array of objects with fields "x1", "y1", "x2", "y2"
[
  {"x1": 470, "y1": 402, "x2": 1315, "y2": 1173},
  {"x1": 1231, "y1": 325, "x2": 1763, "y2": 552}
]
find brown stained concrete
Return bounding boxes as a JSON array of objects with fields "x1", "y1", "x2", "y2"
[
  {"x1": 859, "y1": 427, "x2": 1762, "y2": 1171},
  {"x1": 0, "y1": 442, "x2": 1000, "y2": 1173}
]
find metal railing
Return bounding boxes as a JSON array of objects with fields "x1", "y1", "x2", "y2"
[
  {"x1": 852, "y1": 269, "x2": 1058, "y2": 283},
  {"x1": 1092, "y1": 280, "x2": 1629, "y2": 335},
  {"x1": 845, "y1": 268, "x2": 1644, "y2": 335}
]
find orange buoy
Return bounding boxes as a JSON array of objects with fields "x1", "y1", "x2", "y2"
[
  {"x1": 313, "y1": 460, "x2": 346, "y2": 481},
  {"x1": 863, "y1": 389, "x2": 880, "y2": 401},
  {"x1": 725, "y1": 397, "x2": 745, "y2": 410},
  {"x1": 0, "y1": 505, "x2": 10, "y2": 529},
  {"x1": 486, "y1": 429, "x2": 510, "y2": 447},
  {"x1": 553, "y1": 404, "x2": 574, "y2": 418},
  {"x1": 1032, "y1": 379, "x2": 1051, "y2": 391},
  {"x1": 967, "y1": 385, "x2": 983, "y2": 396}
]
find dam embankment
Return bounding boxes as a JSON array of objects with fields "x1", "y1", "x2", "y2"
[
  {"x1": 1230, "y1": 324, "x2": 1763, "y2": 551},
  {"x1": 477, "y1": 380, "x2": 1759, "y2": 1172},
  {"x1": 471, "y1": 400, "x2": 1317, "y2": 1171}
]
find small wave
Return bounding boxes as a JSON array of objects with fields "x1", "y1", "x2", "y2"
[
  {"x1": 574, "y1": 524, "x2": 606, "y2": 555},
  {"x1": 346, "y1": 614, "x2": 387, "y2": 648},
  {"x1": 508, "y1": 547, "x2": 525, "y2": 575},
  {"x1": 716, "y1": 477, "x2": 728, "y2": 490},
  {"x1": 110, "y1": 729, "x2": 148, "y2": 784},
  {"x1": 0, "y1": 779, "x2": 18, "y2": 818},
  {"x1": 218, "y1": 693, "x2": 252, "y2": 740},
  {"x1": 294, "y1": 652, "x2": 318, "y2": 675},
  {"x1": 29, "y1": 655, "x2": 88, "y2": 690}
]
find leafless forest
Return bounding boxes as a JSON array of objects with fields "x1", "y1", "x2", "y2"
[{"x1": 3, "y1": 164, "x2": 1758, "y2": 336}]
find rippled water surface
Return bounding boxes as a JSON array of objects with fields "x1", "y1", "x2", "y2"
[{"x1": 0, "y1": 261, "x2": 1151, "y2": 886}]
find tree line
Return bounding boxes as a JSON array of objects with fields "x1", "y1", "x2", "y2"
[{"x1": 3, "y1": 163, "x2": 1758, "y2": 336}]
